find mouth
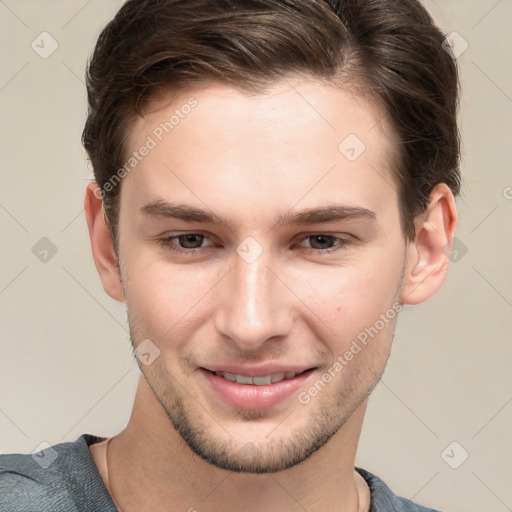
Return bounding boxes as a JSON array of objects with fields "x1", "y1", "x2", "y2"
[
  {"x1": 199, "y1": 367, "x2": 316, "y2": 410},
  {"x1": 211, "y1": 370, "x2": 305, "y2": 386}
]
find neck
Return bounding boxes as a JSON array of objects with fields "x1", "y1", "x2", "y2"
[{"x1": 106, "y1": 376, "x2": 369, "y2": 512}]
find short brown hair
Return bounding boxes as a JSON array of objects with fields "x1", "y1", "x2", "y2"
[{"x1": 82, "y1": 0, "x2": 461, "y2": 247}]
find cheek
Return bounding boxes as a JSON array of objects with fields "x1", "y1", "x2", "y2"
[
  {"x1": 293, "y1": 256, "x2": 403, "y2": 336},
  {"x1": 121, "y1": 231, "x2": 405, "y2": 354},
  {"x1": 122, "y1": 251, "x2": 218, "y2": 338}
]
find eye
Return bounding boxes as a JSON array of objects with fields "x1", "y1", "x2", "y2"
[
  {"x1": 173, "y1": 233, "x2": 205, "y2": 249},
  {"x1": 157, "y1": 232, "x2": 352, "y2": 257},
  {"x1": 157, "y1": 233, "x2": 212, "y2": 254},
  {"x1": 299, "y1": 234, "x2": 352, "y2": 255}
]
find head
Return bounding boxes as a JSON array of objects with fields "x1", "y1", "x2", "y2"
[{"x1": 83, "y1": 0, "x2": 460, "y2": 473}]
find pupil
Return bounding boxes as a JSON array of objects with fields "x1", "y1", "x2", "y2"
[
  {"x1": 312, "y1": 235, "x2": 332, "y2": 249},
  {"x1": 180, "y1": 234, "x2": 202, "y2": 248}
]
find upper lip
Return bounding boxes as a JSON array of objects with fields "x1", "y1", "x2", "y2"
[{"x1": 200, "y1": 364, "x2": 315, "y2": 377}]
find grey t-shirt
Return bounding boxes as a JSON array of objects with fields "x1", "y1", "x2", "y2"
[{"x1": 0, "y1": 434, "x2": 443, "y2": 511}]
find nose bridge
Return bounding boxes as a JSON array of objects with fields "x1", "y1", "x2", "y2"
[{"x1": 214, "y1": 244, "x2": 292, "y2": 350}]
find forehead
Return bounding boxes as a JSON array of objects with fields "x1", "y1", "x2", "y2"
[
  {"x1": 122, "y1": 78, "x2": 399, "y2": 224},
  {"x1": 131, "y1": 78, "x2": 394, "y2": 150}
]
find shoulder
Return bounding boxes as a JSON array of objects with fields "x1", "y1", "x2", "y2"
[
  {"x1": 0, "y1": 434, "x2": 114, "y2": 512},
  {"x1": 356, "y1": 467, "x2": 444, "y2": 512}
]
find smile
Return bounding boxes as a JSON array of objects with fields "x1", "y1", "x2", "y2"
[
  {"x1": 214, "y1": 371, "x2": 301, "y2": 385},
  {"x1": 201, "y1": 368, "x2": 315, "y2": 410}
]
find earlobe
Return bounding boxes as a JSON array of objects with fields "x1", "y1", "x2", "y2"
[
  {"x1": 84, "y1": 182, "x2": 126, "y2": 303},
  {"x1": 400, "y1": 183, "x2": 457, "y2": 305}
]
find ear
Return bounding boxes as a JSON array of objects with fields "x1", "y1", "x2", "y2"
[
  {"x1": 401, "y1": 183, "x2": 457, "y2": 305},
  {"x1": 84, "y1": 182, "x2": 125, "y2": 303}
]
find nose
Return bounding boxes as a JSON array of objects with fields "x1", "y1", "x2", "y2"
[{"x1": 213, "y1": 246, "x2": 294, "y2": 352}]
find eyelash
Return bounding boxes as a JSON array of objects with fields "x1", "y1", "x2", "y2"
[{"x1": 157, "y1": 233, "x2": 352, "y2": 257}]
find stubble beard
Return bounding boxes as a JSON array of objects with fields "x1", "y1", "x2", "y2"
[
  {"x1": 133, "y1": 348, "x2": 387, "y2": 474},
  {"x1": 125, "y1": 260, "x2": 404, "y2": 474}
]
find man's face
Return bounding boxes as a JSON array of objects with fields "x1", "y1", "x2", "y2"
[{"x1": 117, "y1": 78, "x2": 407, "y2": 472}]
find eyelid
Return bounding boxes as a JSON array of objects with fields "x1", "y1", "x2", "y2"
[
  {"x1": 158, "y1": 231, "x2": 215, "y2": 249},
  {"x1": 295, "y1": 233, "x2": 352, "y2": 255},
  {"x1": 297, "y1": 233, "x2": 351, "y2": 245},
  {"x1": 157, "y1": 231, "x2": 353, "y2": 256},
  {"x1": 158, "y1": 231, "x2": 352, "y2": 245}
]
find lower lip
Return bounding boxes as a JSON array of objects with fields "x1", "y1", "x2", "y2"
[{"x1": 200, "y1": 369, "x2": 314, "y2": 410}]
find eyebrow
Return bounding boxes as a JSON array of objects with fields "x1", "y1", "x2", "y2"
[{"x1": 140, "y1": 199, "x2": 376, "y2": 229}]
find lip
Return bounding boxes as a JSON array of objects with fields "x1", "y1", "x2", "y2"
[
  {"x1": 201, "y1": 364, "x2": 313, "y2": 378},
  {"x1": 199, "y1": 367, "x2": 315, "y2": 410}
]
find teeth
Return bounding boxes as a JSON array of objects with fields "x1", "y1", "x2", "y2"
[
  {"x1": 215, "y1": 371, "x2": 298, "y2": 385},
  {"x1": 253, "y1": 375, "x2": 272, "y2": 385},
  {"x1": 235, "y1": 374, "x2": 253, "y2": 385}
]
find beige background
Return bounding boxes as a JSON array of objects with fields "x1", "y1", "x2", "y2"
[{"x1": 1, "y1": 1, "x2": 511, "y2": 511}]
